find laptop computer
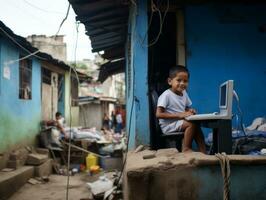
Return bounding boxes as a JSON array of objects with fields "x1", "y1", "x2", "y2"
[{"x1": 185, "y1": 80, "x2": 234, "y2": 121}]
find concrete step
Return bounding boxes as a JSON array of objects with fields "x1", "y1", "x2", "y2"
[{"x1": 0, "y1": 166, "x2": 34, "y2": 200}]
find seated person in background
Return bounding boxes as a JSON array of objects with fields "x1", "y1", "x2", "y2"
[
  {"x1": 156, "y1": 65, "x2": 206, "y2": 153},
  {"x1": 46, "y1": 112, "x2": 67, "y2": 140},
  {"x1": 55, "y1": 112, "x2": 67, "y2": 139}
]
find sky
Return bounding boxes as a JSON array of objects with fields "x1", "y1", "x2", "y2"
[{"x1": 0, "y1": 0, "x2": 95, "y2": 61}]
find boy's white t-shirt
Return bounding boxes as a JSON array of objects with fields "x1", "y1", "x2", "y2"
[{"x1": 157, "y1": 89, "x2": 192, "y2": 134}]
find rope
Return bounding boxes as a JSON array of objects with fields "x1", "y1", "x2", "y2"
[{"x1": 215, "y1": 153, "x2": 231, "y2": 200}]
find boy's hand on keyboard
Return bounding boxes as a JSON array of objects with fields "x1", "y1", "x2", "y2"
[
  {"x1": 180, "y1": 111, "x2": 194, "y2": 119},
  {"x1": 187, "y1": 108, "x2": 196, "y2": 115}
]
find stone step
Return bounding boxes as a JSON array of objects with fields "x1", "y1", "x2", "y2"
[{"x1": 0, "y1": 166, "x2": 34, "y2": 200}]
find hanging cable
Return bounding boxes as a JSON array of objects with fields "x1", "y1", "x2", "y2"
[
  {"x1": 147, "y1": 0, "x2": 169, "y2": 47},
  {"x1": 55, "y1": 3, "x2": 71, "y2": 36},
  {"x1": 0, "y1": 26, "x2": 44, "y2": 61},
  {"x1": 23, "y1": 0, "x2": 64, "y2": 14},
  {"x1": 65, "y1": 20, "x2": 80, "y2": 200},
  {"x1": 139, "y1": 0, "x2": 169, "y2": 47},
  {"x1": 233, "y1": 90, "x2": 247, "y2": 138},
  {"x1": 1, "y1": 3, "x2": 71, "y2": 65}
]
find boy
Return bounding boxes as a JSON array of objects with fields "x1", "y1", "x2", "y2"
[
  {"x1": 156, "y1": 65, "x2": 206, "y2": 153},
  {"x1": 55, "y1": 112, "x2": 67, "y2": 138}
]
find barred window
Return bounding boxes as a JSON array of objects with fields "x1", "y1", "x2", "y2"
[{"x1": 19, "y1": 57, "x2": 32, "y2": 100}]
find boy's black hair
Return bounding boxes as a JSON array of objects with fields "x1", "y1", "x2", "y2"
[
  {"x1": 169, "y1": 65, "x2": 190, "y2": 78},
  {"x1": 55, "y1": 112, "x2": 62, "y2": 117}
]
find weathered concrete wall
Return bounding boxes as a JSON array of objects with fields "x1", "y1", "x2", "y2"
[
  {"x1": 0, "y1": 39, "x2": 41, "y2": 153},
  {"x1": 79, "y1": 102, "x2": 102, "y2": 129},
  {"x1": 26, "y1": 35, "x2": 67, "y2": 62},
  {"x1": 124, "y1": 149, "x2": 266, "y2": 200}
]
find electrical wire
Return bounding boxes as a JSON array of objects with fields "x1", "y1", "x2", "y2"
[
  {"x1": 0, "y1": 26, "x2": 44, "y2": 61},
  {"x1": 1, "y1": 3, "x2": 71, "y2": 65},
  {"x1": 233, "y1": 90, "x2": 247, "y2": 138},
  {"x1": 147, "y1": 0, "x2": 169, "y2": 47},
  {"x1": 140, "y1": 0, "x2": 169, "y2": 47},
  {"x1": 114, "y1": 63, "x2": 134, "y2": 189},
  {"x1": 23, "y1": 0, "x2": 64, "y2": 14},
  {"x1": 55, "y1": 3, "x2": 71, "y2": 36},
  {"x1": 65, "y1": 20, "x2": 80, "y2": 200}
]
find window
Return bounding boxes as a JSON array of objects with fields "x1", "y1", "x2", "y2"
[
  {"x1": 42, "y1": 67, "x2": 51, "y2": 85},
  {"x1": 19, "y1": 57, "x2": 32, "y2": 99}
]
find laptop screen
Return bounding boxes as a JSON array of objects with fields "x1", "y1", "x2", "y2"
[{"x1": 220, "y1": 83, "x2": 227, "y2": 107}]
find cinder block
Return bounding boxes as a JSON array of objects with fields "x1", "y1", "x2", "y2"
[
  {"x1": 26, "y1": 153, "x2": 48, "y2": 165},
  {"x1": 7, "y1": 160, "x2": 21, "y2": 169},
  {"x1": 34, "y1": 159, "x2": 52, "y2": 177},
  {"x1": 0, "y1": 153, "x2": 9, "y2": 170},
  {"x1": 8, "y1": 148, "x2": 29, "y2": 166},
  {"x1": 36, "y1": 148, "x2": 49, "y2": 156}
]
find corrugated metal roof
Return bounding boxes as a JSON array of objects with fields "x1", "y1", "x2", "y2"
[
  {"x1": 69, "y1": 0, "x2": 128, "y2": 57},
  {"x1": 69, "y1": 0, "x2": 128, "y2": 80},
  {"x1": 98, "y1": 59, "x2": 125, "y2": 83}
]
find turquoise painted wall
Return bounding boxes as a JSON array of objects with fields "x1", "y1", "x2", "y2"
[
  {"x1": 127, "y1": 0, "x2": 150, "y2": 148},
  {"x1": 0, "y1": 38, "x2": 41, "y2": 152},
  {"x1": 185, "y1": 4, "x2": 266, "y2": 131}
]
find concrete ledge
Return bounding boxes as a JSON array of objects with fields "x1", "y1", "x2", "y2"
[
  {"x1": 126, "y1": 149, "x2": 266, "y2": 173},
  {"x1": 124, "y1": 149, "x2": 266, "y2": 200},
  {"x1": 0, "y1": 166, "x2": 34, "y2": 200}
]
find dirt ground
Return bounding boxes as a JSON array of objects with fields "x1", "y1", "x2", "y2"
[{"x1": 9, "y1": 173, "x2": 93, "y2": 200}]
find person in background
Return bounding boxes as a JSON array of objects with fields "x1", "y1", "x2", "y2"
[
  {"x1": 54, "y1": 112, "x2": 67, "y2": 139},
  {"x1": 115, "y1": 109, "x2": 123, "y2": 134},
  {"x1": 111, "y1": 110, "x2": 117, "y2": 130},
  {"x1": 102, "y1": 113, "x2": 110, "y2": 130}
]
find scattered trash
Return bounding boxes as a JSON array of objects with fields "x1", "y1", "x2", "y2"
[
  {"x1": 87, "y1": 175, "x2": 113, "y2": 196},
  {"x1": 104, "y1": 186, "x2": 117, "y2": 200},
  {"x1": 72, "y1": 168, "x2": 79, "y2": 174},
  {"x1": 261, "y1": 148, "x2": 266, "y2": 155},
  {"x1": 90, "y1": 165, "x2": 100, "y2": 174},
  {"x1": 143, "y1": 152, "x2": 156, "y2": 159},
  {"x1": 246, "y1": 117, "x2": 266, "y2": 131},
  {"x1": 41, "y1": 176, "x2": 50, "y2": 182},
  {"x1": 1, "y1": 168, "x2": 15, "y2": 172},
  {"x1": 86, "y1": 153, "x2": 98, "y2": 171},
  {"x1": 28, "y1": 178, "x2": 42, "y2": 185},
  {"x1": 134, "y1": 145, "x2": 144, "y2": 153}
]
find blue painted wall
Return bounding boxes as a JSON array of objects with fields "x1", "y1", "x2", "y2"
[
  {"x1": 0, "y1": 38, "x2": 41, "y2": 152},
  {"x1": 185, "y1": 4, "x2": 266, "y2": 131},
  {"x1": 127, "y1": 0, "x2": 150, "y2": 148}
]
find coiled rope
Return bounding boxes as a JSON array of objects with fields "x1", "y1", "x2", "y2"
[{"x1": 215, "y1": 153, "x2": 231, "y2": 200}]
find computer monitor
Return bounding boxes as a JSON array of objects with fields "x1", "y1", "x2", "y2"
[{"x1": 219, "y1": 80, "x2": 234, "y2": 119}]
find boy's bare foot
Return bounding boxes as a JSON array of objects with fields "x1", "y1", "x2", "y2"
[{"x1": 182, "y1": 148, "x2": 193, "y2": 153}]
